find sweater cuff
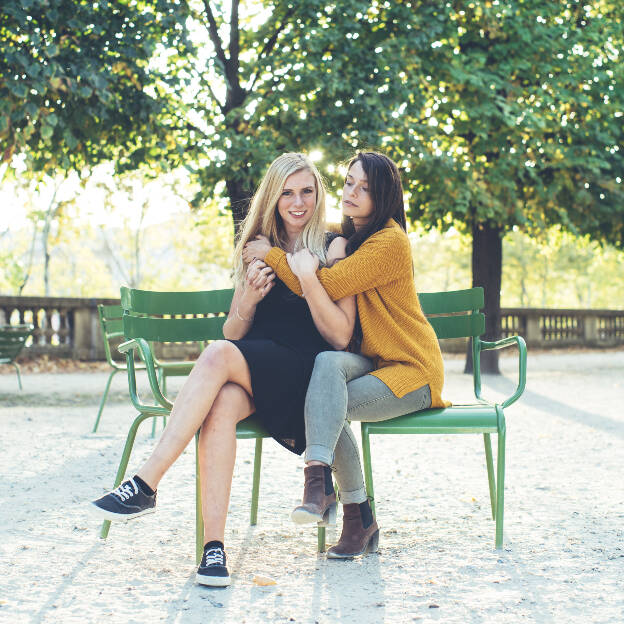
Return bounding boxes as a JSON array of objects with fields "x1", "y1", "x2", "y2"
[{"x1": 265, "y1": 247, "x2": 285, "y2": 269}]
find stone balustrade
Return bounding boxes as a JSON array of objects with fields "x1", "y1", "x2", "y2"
[
  {"x1": 0, "y1": 295, "x2": 622, "y2": 360},
  {"x1": 0, "y1": 295, "x2": 119, "y2": 360}
]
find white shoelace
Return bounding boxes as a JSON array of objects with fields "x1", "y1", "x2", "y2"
[
  {"x1": 203, "y1": 548, "x2": 224, "y2": 567},
  {"x1": 111, "y1": 478, "x2": 139, "y2": 501}
]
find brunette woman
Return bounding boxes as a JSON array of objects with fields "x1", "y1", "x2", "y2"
[{"x1": 244, "y1": 152, "x2": 448, "y2": 558}]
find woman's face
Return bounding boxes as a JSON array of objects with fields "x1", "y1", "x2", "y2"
[
  {"x1": 342, "y1": 160, "x2": 374, "y2": 228},
  {"x1": 277, "y1": 169, "x2": 317, "y2": 232}
]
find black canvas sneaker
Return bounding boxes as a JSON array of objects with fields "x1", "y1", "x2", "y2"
[
  {"x1": 196, "y1": 544, "x2": 231, "y2": 587},
  {"x1": 91, "y1": 477, "x2": 156, "y2": 521}
]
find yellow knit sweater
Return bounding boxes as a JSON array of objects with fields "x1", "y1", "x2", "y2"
[{"x1": 265, "y1": 219, "x2": 449, "y2": 408}]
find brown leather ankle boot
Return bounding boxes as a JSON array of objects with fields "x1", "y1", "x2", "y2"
[
  {"x1": 291, "y1": 465, "x2": 337, "y2": 526},
  {"x1": 326, "y1": 501, "x2": 379, "y2": 559}
]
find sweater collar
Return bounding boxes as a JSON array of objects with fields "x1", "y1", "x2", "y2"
[{"x1": 384, "y1": 218, "x2": 402, "y2": 231}]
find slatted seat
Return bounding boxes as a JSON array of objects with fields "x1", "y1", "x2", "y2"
[
  {"x1": 0, "y1": 324, "x2": 34, "y2": 390},
  {"x1": 361, "y1": 287, "x2": 527, "y2": 549},
  {"x1": 99, "y1": 287, "x2": 326, "y2": 562}
]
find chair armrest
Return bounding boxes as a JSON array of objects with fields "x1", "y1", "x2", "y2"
[
  {"x1": 475, "y1": 335, "x2": 527, "y2": 408},
  {"x1": 119, "y1": 339, "x2": 173, "y2": 413}
]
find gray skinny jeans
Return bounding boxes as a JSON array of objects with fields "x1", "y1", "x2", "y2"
[{"x1": 304, "y1": 351, "x2": 431, "y2": 504}]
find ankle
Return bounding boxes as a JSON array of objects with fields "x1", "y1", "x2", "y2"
[
  {"x1": 135, "y1": 471, "x2": 158, "y2": 492},
  {"x1": 133, "y1": 475, "x2": 156, "y2": 496},
  {"x1": 306, "y1": 461, "x2": 327, "y2": 467}
]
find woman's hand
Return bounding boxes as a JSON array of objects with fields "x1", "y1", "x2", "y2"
[
  {"x1": 243, "y1": 259, "x2": 275, "y2": 304},
  {"x1": 286, "y1": 249, "x2": 320, "y2": 278},
  {"x1": 243, "y1": 235, "x2": 272, "y2": 263}
]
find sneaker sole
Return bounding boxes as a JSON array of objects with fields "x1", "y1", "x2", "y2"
[
  {"x1": 90, "y1": 503, "x2": 156, "y2": 522},
  {"x1": 196, "y1": 573, "x2": 231, "y2": 587}
]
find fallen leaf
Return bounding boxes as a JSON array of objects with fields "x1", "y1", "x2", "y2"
[{"x1": 252, "y1": 575, "x2": 276, "y2": 586}]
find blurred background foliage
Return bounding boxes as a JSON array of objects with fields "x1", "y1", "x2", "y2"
[{"x1": 2, "y1": 164, "x2": 623, "y2": 309}]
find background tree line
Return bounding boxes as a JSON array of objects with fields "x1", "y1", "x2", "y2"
[{"x1": 2, "y1": 0, "x2": 623, "y2": 371}]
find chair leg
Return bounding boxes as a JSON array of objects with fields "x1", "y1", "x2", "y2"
[
  {"x1": 195, "y1": 433, "x2": 204, "y2": 564},
  {"x1": 99, "y1": 412, "x2": 152, "y2": 539},
  {"x1": 495, "y1": 407, "x2": 506, "y2": 550},
  {"x1": 361, "y1": 425, "x2": 376, "y2": 516},
  {"x1": 92, "y1": 369, "x2": 118, "y2": 433},
  {"x1": 317, "y1": 526, "x2": 326, "y2": 552},
  {"x1": 12, "y1": 362, "x2": 22, "y2": 391},
  {"x1": 483, "y1": 433, "x2": 497, "y2": 521},
  {"x1": 151, "y1": 370, "x2": 166, "y2": 438},
  {"x1": 161, "y1": 375, "x2": 168, "y2": 431},
  {"x1": 250, "y1": 438, "x2": 263, "y2": 525}
]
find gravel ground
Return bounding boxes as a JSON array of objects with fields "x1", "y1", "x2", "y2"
[{"x1": 1, "y1": 350, "x2": 623, "y2": 624}]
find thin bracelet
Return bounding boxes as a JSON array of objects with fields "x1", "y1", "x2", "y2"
[{"x1": 235, "y1": 306, "x2": 254, "y2": 322}]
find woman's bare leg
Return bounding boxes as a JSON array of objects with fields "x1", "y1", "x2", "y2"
[
  {"x1": 137, "y1": 341, "x2": 253, "y2": 489},
  {"x1": 198, "y1": 383, "x2": 255, "y2": 544}
]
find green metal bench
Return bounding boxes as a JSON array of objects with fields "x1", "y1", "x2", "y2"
[
  {"x1": 99, "y1": 287, "x2": 327, "y2": 562},
  {"x1": 0, "y1": 324, "x2": 34, "y2": 390},
  {"x1": 361, "y1": 287, "x2": 527, "y2": 550}
]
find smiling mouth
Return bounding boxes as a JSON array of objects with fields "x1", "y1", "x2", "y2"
[
  {"x1": 290, "y1": 211, "x2": 306, "y2": 216},
  {"x1": 343, "y1": 200, "x2": 358, "y2": 207}
]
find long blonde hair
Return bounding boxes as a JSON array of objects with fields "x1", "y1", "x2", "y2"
[{"x1": 233, "y1": 153, "x2": 328, "y2": 287}]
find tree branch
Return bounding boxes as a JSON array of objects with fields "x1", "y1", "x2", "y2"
[
  {"x1": 247, "y1": 6, "x2": 296, "y2": 92},
  {"x1": 229, "y1": 0, "x2": 240, "y2": 74},
  {"x1": 185, "y1": 121, "x2": 212, "y2": 141},
  {"x1": 204, "y1": 73, "x2": 224, "y2": 112},
  {"x1": 202, "y1": 0, "x2": 229, "y2": 74}
]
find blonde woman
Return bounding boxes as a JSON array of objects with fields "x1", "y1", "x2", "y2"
[{"x1": 91, "y1": 153, "x2": 356, "y2": 586}]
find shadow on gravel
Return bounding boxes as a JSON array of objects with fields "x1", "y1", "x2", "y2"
[
  {"x1": 31, "y1": 542, "x2": 102, "y2": 624},
  {"x1": 483, "y1": 374, "x2": 623, "y2": 438}
]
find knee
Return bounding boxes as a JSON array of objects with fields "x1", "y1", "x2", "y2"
[
  {"x1": 198, "y1": 340, "x2": 237, "y2": 371},
  {"x1": 313, "y1": 350, "x2": 343, "y2": 372}
]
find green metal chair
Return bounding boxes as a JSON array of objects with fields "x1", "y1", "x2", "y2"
[
  {"x1": 99, "y1": 287, "x2": 327, "y2": 562},
  {"x1": 92, "y1": 304, "x2": 149, "y2": 433},
  {"x1": 92, "y1": 304, "x2": 201, "y2": 436},
  {"x1": 360, "y1": 287, "x2": 527, "y2": 550},
  {"x1": 0, "y1": 324, "x2": 34, "y2": 390}
]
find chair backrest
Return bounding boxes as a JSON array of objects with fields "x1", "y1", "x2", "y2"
[
  {"x1": 120, "y1": 287, "x2": 235, "y2": 343},
  {"x1": 0, "y1": 324, "x2": 34, "y2": 363},
  {"x1": 418, "y1": 287, "x2": 485, "y2": 339},
  {"x1": 97, "y1": 304, "x2": 125, "y2": 364}
]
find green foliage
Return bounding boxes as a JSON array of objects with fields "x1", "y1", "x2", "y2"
[
  {"x1": 170, "y1": 1, "x2": 445, "y2": 222},
  {"x1": 394, "y1": 1, "x2": 624, "y2": 248},
  {"x1": 0, "y1": 0, "x2": 192, "y2": 174}
]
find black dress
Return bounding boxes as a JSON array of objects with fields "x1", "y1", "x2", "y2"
[{"x1": 228, "y1": 238, "x2": 339, "y2": 455}]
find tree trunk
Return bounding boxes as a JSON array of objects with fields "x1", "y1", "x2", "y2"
[
  {"x1": 464, "y1": 221, "x2": 503, "y2": 375},
  {"x1": 42, "y1": 190, "x2": 60, "y2": 297},
  {"x1": 226, "y1": 178, "x2": 251, "y2": 241},
  {"x1": 17, "y1": 220, "x2": 38, "y2": 295}
]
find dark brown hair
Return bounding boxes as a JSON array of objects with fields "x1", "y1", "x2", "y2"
[{"x1": 341, "y1": 152, "x2": 407, "y2": 255}]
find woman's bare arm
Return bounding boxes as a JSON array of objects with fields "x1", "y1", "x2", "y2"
[{"x1": 223, "y1": 261, "x2": 275, "y2": 340}]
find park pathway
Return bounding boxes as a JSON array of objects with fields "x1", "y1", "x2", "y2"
[{"x1": 1, "y1": 350, "x2": 622, "y2": 624}]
